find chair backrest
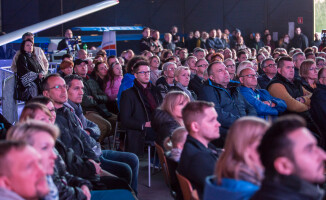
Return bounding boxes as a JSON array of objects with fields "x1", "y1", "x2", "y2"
[
  {"x1": 2, "y1": 75, "x2": 18, "y2": 123},
  {"x1": 154, "y1": 142, "x2": 170, "y2": 186},
  {"x1": 176, "y1": 170, "x2": 198, "y2": 200}
]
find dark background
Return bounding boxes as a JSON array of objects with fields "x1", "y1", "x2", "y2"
[{"x1": 1, "y1": 0, "x2": 314, "y2": 53}]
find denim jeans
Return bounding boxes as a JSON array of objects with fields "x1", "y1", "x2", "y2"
[{"x1": 100, "y1": 150, "x2": 139, "y2": 195}]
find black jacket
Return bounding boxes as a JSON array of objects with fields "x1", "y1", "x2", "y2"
[
  {"x1": 258, "y1": 73, "x2": 272, "y2": 90},
  {"x1": 311, "y1": 83, "x2": 326, "y2": 140},
  {"x1": 151, "y1": 109, "x2": 180, "y2": 149},
  {"x1": 52, "y1": 148, "x2": 91, "y2": 200},
  {"x1": 139, "y1": 37, "x2": 153, "y2": 52},
  {"x1": 300, "y1": 77, "x2": 315, "y2": 93},
  {"x1": 178, "y1": 135, "x2": 220, "y2": 198},
  {"x1": 120, "y1": 80, "x2": 161, "y2": 155},
  {"x1": 55, "y1": 105, "x2": 98, "y2": 162},
  {"x1": 251, "y1": 175, "x2": 324, "y2": 200},
  {"x1": 188, "y1": 75, "x2": 205, "y2": 97}
]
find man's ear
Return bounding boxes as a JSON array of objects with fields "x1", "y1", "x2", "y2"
[
  {"x1": 209, "y1": 75, "x2": 214, "y2": 81},
  {"x1": 277, "y1": 67, "x2": 281, "y2": 74},
  {"x1": 0, "y1": 176, "x2": 11, "y2": 189},
  {"x1": 274, "y1": 157, "x2": 295, "y2": 176},
  {"x1": 190, "y1": 121, "x2": 199, "y2": 133},
  {"x1": 43, "y1": 90, "x2": 49, "y2": 98},
  {"x1": 239, "y1": 77, "x2": 244, "y2": 84}
]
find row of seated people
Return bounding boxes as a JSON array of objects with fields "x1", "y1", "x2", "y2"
[
  {"x1": 6, "y1": 30, "x2": 326, "y2": 199},
  {"x1": 12, "y1": 31, "x2": 326, "y2": 152}
]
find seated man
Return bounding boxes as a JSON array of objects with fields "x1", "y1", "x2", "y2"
[
  {"x1": 178, "y1": 101, "x2": 222, "y2": 198},
  {"x1": 266, "y1": 56, "x2": 319, "y2": 134},
  {"x1": 198, "y1": 61, "x2": 256, "y2": 146},
  {"x1": 188, "y1": 58, "x2": 208, "y2": 97},
  {"x1": 252, "y1": 115, "x2": 326, "y2": 199},
  {"x1": 239, "y1": 67, "x2": 287, "y2": 119},
  {"x1": 73, "y1": 59, "x2": 116, "y2": 144},
  {"x1": 310, "y1": 67, "x2": 326, "y2": 143},
  {"x1": 64, "y1": 74, "x2": 139, "y2": 194},
  {"x1": 0, "y1": 141, "x2": 49, "y2": 200},
  {"x1": 258, "y1": 58, "x2": 277, "y2": 89},
  {"x1": 120, "y1": 61, "x2": 161, "y2": 155}
]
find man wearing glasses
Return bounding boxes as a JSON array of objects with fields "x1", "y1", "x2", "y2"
[
  {"x1": 258, "y1": 58, "x2": 278, "y2": 89},
  {"x1": 189, "y1": 58, "x2": 209, "y2": 96},
  {"x1": 198, "y1": 61, "x2": 256, "y2": 147},
  {"x1": 239, "y1": 67, "x2": 287, "y2": 120},
  {"x1": 120, "y1": 61, "x2": 161, "y2": 155}
]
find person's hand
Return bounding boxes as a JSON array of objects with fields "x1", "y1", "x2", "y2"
[
  {"x1": 85, "y1": 130, "x2": 91, "y2": 135},
  {"x1": 145, "y1": 121, "x2": 151, "y2": 127},
  {"x1": 88, "y1": 159, "x2": 101, "y2": 175},
  {"x1": 270, "y1": 102, "x2": 276, "y2": 107},
  {"x1": 262, "y1": 101, "x2": 270, "y2": 106},
  {"x1": 81, "y1": 185, "x2": 91, "y2": 200}
]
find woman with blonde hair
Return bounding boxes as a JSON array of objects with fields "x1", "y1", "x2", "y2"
[
  {"x1": 152, "y1": 91, "x2": 190, "y2": 149},
  {"x1": 204, "y1": 116, "x2": 269, "y2": 200},
  {"x1": 300, "y1": 59, "x2": 318, "y2": 93},
  {"x1": 172, "y1": 66, "x2": 196, "y2": 101}
]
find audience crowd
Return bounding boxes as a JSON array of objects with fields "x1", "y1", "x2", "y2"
[{"x1": 0, "y1": 25, "x2": 326, "y2": 200}]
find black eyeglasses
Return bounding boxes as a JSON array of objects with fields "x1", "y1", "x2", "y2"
[
  {"x1": 197, "y1": 64, "x2": 209, "y2": 68},
  {"x1": 226, "y1": 64, "x2": 235, "y2": 68},
  {"x1": 137, "y1": 71, "x2": 151, "y2": 75}
]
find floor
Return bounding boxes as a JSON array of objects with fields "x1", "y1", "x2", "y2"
[{"x1": 137, "y1": 156, "x2": 174, "y2": 200}]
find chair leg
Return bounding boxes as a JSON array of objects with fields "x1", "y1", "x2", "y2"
[
  {"x1": 112, "y1": 121, "x2": 118, "y2": 150},
  {"x1": 148, "y1": 144, "x2": 151, "y2": 187}
]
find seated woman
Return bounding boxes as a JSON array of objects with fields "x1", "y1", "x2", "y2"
[
  {"x1": 204, "y1": 117, "x2": 269, "y2": 200},
  {"x1": 58, "y1": 60, "x2": 74, "y2": 78},
  {"x1": 152, "y1": 91, "x2": 190, "y2": 149},
  {"x1": 104, "y1": 62, "x2": 123, "y2": 114},
  {"x1": 300, "y1": 59, "x2": 318, "y2": 93},
  {"x1": 171, "y1": 66, "x2": 196, "y2": 101},
  {"x1": 164, "y1": 127, "x2": 188, "y2": 200},
  {"x1": 16, "y1": 39, "x2": 44, "y2": 101},
  {"x1": 149, "y1": 55, "x2": 161, "y2": 85}
]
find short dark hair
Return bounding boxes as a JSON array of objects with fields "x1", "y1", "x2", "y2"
[
  {"x1": 28, "y1": 96, "x2": 53, "y2": 105},
  {"x1": 62, "y1": 54, "x2": 72, "y2": 61},
  {"x1": 126, "y1": 56, "x2": 146, "y2": 74},
  {"x1": 41, "y1": 73, "x2": 62, "y2": 92},
  {"x1": 133, "y1": 61, "x2": 149, "y2": 74},
  {"x1": 182, "y1": 101, "x2": 214, "y2": 132},
  {"x1": 261, "y1": 58, "x2": 275, "y2": 68},
  {"x1": 20, "y1": 39, "x2": 33, "y2": 54},
  {"x1": 207, "y1": 61, "x2": 224, "y2": 76},
  {"x1": 258, "y1": 115, "x2": 306, "y2": 178},
  {"x1": 64, "y1": 74, "x2": 83, "y2": 88},
  {"x1": 237, "y1": 50, "x2": 246, "y2": 58},
  {"x1": 22, "y1": 32, "x2": 33, "y2": 40},
  {"x1": 0, "y1": 141, "x2": 27, "y2": 176},
  {"x1": 277, "y1": 56, "x2": 293, "y2": 68}
]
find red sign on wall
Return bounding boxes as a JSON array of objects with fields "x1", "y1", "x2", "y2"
[{"x1": 298, "y1": 17, "x2": 303, "y2": 24}]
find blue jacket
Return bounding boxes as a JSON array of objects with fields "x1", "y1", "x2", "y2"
[
  {"x1": 206, "y1": 37, "x2": 225, "y2": 51},
  {"x1": 203, "y1": 176, "x2": 259, "y2": 200},
  {"x1": 198, "y1": 80, "x2": 257, "y2": 136},
  {"x1": 117, "y1": 73, "x2": 135, "y2": 109},
  {"x1": 239, "y1": 86, "x2": 287, "y2": 119}
]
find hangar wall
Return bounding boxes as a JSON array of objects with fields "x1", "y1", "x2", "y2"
[{"x1": 1, "y1": 0, "x2": 314, "y2": 45}]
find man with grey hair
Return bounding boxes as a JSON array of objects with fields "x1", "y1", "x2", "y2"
[
  {"x1": 156, "y1": 62, "x2": 177, "y2": 98},
  {"x1": 11, "y1": 32, "x2": 49, "y2": 74},
  {"x1": 292, "y1": 52, "x2": 306, "y2": 79},
  {"x1": 193, "y1": 47, "x2": 206, "y2": 60},
  {"x1": 316, "y1": 57, "x2": 326, "y2": 70},
  {"x1": 258, "y1": 58, "x2": 277, "y2": 89},
  {"x1": 311, "y1": 32, "x2": 321, "y2": 48},
  {"x1": 162, "y1": 33, "x2": 175, "y2": 52},
  {"x1": 198, "y1": 61, "x2": 256, "y2": 147}
]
